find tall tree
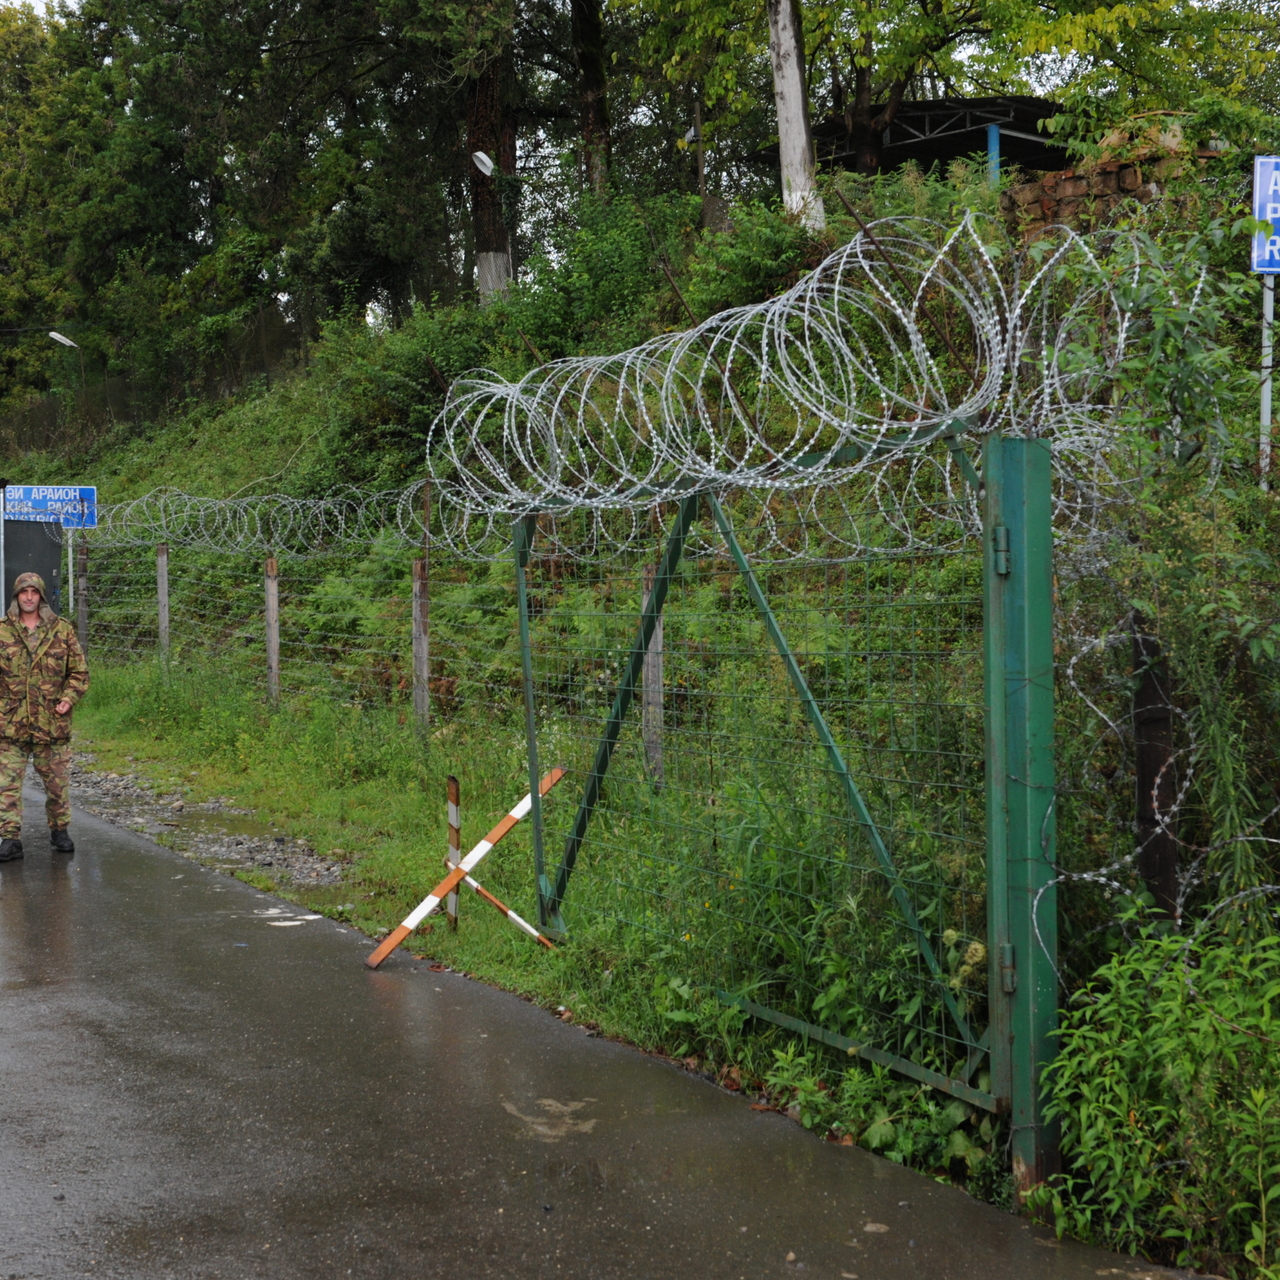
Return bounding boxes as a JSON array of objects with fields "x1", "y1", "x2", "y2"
[
  {"x1": 572, "y1": 0, "x2": 612, "y2": 194},
  {"x1": 468, "y1": 53, "x2": 514, "y2": 298},
  {"x1": 812, "y1": 0, "x2": 988, "y2": 174},
  {"x1": 766, "y1": 0, "x2": 822, "y2": 226}
]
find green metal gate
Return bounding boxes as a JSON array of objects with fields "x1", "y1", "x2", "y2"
[{"x1": 512, "y1": 433, "x2": 1058, "y2": 1189}]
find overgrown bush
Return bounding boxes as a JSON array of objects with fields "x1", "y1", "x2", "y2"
[{"x1": 1033, "y1": 923, "x2": 1280, "y2": 1278}]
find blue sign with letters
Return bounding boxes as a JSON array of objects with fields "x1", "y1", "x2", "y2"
[
  {"x1": 3, "y1": 485, "x2": 97, "y2": 528},
  {"x1": 1254, "y1": 156, "x2": 1280, "y2": 273}
]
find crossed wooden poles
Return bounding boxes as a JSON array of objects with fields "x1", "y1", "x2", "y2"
[{"x1": 365, "y1": 767, "x2": 564, "y2": 969}]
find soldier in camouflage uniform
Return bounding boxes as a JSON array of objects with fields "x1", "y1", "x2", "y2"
[{"x1": 0, "y1": 572, "x2": 89, "y2": 861}]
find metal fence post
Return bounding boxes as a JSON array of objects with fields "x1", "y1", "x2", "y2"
[
  {"x1": 983, "y1": 434, "x2": 1058, "y2": 1198},
  {"x1": 413, "y1": 482, "x2": 430, "y2": 731},
  {"x1": 156, "y1": 542, "x2": 170, "y2": 658},
  {"x1": 641, "y1": 562, "x2": 664, "y2": 789},
  {"x1": 265, "y1": 555, "x2": 280, "y2": 704},
  {"x1": 412, "y1": 559, "x2": 429, "y2": 729}
]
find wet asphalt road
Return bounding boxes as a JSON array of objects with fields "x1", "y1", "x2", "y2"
[{"x1": 1, "y1": 796, "x2": 1173, "y2": 1280}]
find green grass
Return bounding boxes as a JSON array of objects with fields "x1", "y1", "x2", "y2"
[
  {"x1": 75, "y1": 658, "x2": 707, "y2": 1049},
  {"x1": 20, "y1": 373, "x2": 334, "y2": 499}
]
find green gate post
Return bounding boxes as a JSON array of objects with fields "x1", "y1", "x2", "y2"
[{"x1": 983, "y1": 435, "x2": 1059, "y2": 1198}]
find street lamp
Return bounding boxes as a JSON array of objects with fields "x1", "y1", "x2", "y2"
[{"x1": 48, "y1": 331, "x2": 86, "y2": 399}]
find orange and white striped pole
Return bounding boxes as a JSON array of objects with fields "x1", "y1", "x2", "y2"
[
  {"x1": 453, "y1": 866, "x2": 556, "y2": 949},
  {"x1": 365, "y1": 767, "x2": 565, "y2": 969},
  {"x1": 446, "y1": 775, "x2": 461, "y2": 930}
]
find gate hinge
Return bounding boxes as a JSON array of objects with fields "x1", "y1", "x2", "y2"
[
  {"x1": 1000, "y1": 943, "x2": 1017, "y2": 994},
  {"x1": 993, "y1": 526, "x2": 1010, "y2": 575}
]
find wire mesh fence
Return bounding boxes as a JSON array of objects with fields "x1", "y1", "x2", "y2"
[
  {"x1": 74, "y1": 465, "x2": 993, "y2": 1099},
  {"x1": 518, "y1": 472, "x2": 991, "y2": 1095},
  {"x1": 83, "y1": 542, "x2": 419, "y2": 703}
]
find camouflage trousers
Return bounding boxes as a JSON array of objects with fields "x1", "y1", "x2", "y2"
[{"x1": 0, "y1": 738, "x2": 72, "y2": 837}]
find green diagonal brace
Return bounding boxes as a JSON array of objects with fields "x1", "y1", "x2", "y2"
[
  {"x1": 943, "y1": 428, "x2": 981, "y2": 491},
  {"x1": 707, "y1": 492, "x2": 979, "y2": 1052},
  {"x1": 548, "y1": 491, "x2": 702, "y2": 913},
  {"x1": 716, "y1": 994, "x2": 999, "y2": 1112},
  {"x1": 514, "y1": 515, "x2": 555, "y2": 927}
]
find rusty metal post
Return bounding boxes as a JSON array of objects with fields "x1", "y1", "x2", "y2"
[{"x1": 1133, "y1": 619, "x2": 1178, "y2": 917}]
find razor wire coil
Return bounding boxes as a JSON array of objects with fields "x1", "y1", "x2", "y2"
[{"x1": 81, "y1": 214, "x2": 1209, "y2": 566}]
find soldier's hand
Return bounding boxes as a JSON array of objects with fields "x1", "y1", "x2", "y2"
[{"x1": 55, "y1": 700, "x2": 71, "y2": 715}]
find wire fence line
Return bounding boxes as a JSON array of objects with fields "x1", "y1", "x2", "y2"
[
  {"x1": 60, "y1": 215, "x2": 1274, "y2": 1182},
  {"x1": 72, "y1": 498, "x2": 1267, "y2": 928},
  {"x1": 76, "y1": 474, "x2": 996, "y2": 1081}
]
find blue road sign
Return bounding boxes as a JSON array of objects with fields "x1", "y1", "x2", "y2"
[
  {"x1": 1254, "y1": 156, "x2": 1280, "y2": 272},
  {"x1": 2, "y1": 486, "x2": 97, "y2": 528}
]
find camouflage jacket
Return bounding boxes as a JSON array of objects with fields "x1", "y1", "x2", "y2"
[{"x1": 0, "y1": 604, "x2": 89, "y2": 742}]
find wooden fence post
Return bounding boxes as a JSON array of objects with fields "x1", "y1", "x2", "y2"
[
  {"x1": 642, "y1": 562, "x2": 664, "y2": 789},
  {"x1": 412, "y1": 482, "x2": 430, "y2": 730},
  {"x1": 156, "y1": 542, "x2": 170, "y2": 658},
  {"x1": 76, "y1": 539, "x2": 88, "y2": 655},
  {"x1": 446, "y1": 775, "x2": 461, "y2": 930},
  {"x1": 265, "y1": 555, "x2": 280, "y2": 704}
]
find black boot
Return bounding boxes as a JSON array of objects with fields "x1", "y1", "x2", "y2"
[
  {"x1": 0, "y1": 837, "x2": 24, "y2": 861},
  {"x1": 50, "y1": 828, "x2": 74, "y2": 855}
]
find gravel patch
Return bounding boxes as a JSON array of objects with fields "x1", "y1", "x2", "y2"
[{"x1": 49, "y1": 749, "x2": 349, "y2": 887}]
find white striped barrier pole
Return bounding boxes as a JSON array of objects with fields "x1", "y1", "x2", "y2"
[
  {"x1": 365, "y1": 767, "x2": 565, "y2": 969},
  {"x1": 446, "y1": 774, "x2": 461, "y2": 930},
  {"x1": 452, "y1": 865, "x2": 556, "y2": 950}
]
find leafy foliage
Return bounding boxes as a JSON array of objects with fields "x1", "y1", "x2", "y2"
[{"x1": 1033, "y1": 924, "x2": 1280, "y2": 1278}]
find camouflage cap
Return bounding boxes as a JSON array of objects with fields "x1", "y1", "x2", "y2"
[{"x1": 12, "y1": 572, "x2": 46, "y2": 599}]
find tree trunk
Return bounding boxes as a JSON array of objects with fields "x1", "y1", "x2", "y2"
[
  {"x1": 846, "y1": 119, "x2": 883, "y2": 175},
  {"x1": 571, "y1": 0, "x2": 611, "y2": 196},
  {"x1": 1133, "y1": 620, "x2": 1179, "y2": 918},
  {"x1": 499, "y1": 45, "x2": 520, "y2": 274},
  {"x1": 694, "y1": 98, "x2": 705, "y2": 200},
  {"x1": 468, "y1": 57, "x2": 511, "y2": 300},
  {"x1": 841, "y1": 40, "x2": 909, "y2": 176},
  {"x1": 766, "y1": 0, "x2": 823, "y2": 229}
]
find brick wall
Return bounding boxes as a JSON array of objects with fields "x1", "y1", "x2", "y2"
[{"x1": 1000, "y1": 162, "x2": 1163, "y2": 237}]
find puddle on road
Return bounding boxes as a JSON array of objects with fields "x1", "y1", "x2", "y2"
[
  {"x1": 241, "y1": 906, "x2": 325, "y2": 927},
  {"x1": 502, "y1": 1098, "x2": 601, "y2": 1141},
  {"x1": 156, "y1": 811, "x2": 279, "y2": 840}
]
